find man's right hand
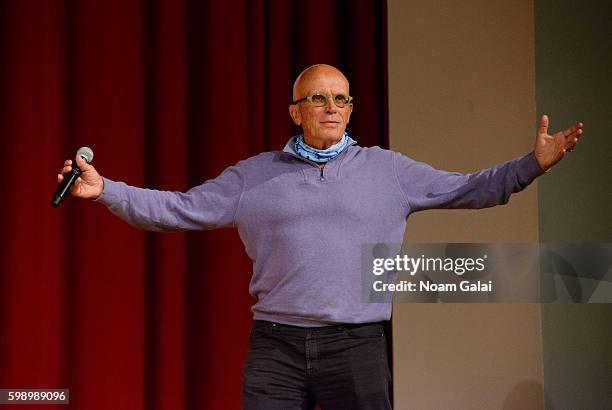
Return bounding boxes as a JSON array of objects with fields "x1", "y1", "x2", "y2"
[{"x1": 57, "y1": 154, "x2": 104, "y2": 200}]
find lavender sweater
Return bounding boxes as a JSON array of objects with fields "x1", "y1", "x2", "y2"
[{"x1": 97, "y1": 136, "x2": 545, "y2": 326}]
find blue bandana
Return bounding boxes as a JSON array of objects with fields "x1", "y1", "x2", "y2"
[{"x1": 293, "y1": 133, "x2": 351, "y2": 163}]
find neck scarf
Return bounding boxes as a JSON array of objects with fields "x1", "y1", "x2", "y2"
[{"x1": 293, "y1": 133, "x2": 350, "y2": 163}]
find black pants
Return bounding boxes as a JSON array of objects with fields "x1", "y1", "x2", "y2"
[{"x1": 242, "y1": 320, "x2": 392, "y2": 410}]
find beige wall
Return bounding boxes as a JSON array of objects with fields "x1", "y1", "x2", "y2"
[{"x1": 388, "y1": 1, "x2": 543, "y2": 408}]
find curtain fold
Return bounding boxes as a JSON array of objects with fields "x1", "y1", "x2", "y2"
[{"x1": 0, "y1": 1, "x2": 387, "y2": 408}]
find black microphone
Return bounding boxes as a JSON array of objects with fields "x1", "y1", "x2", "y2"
[{"x1": 51, "y1": 147, "x2": 94, "y2": 208}]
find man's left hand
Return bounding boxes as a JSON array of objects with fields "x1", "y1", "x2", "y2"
[{"x1": 534, "y1": 114, "x2": 583, "y2": 171}]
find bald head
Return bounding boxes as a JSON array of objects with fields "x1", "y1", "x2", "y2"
[
  {"x1": 292, "y1": 64, "x2": 350, "y2": 101},
  {"x1": 288, "y1": 64, "x2": 353, "y2": 150}
]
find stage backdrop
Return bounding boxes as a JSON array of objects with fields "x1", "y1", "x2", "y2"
[{"x1": 0, "y1": 1, "x2": 387, "y2": 409}]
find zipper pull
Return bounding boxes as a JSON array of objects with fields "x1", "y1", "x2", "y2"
[{"x1": 320, "y1": 166, "x2": 325, "y2": 181}]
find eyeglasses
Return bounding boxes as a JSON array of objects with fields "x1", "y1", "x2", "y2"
[{"x1": 291, "y1": 92, "x2": 353, "y2": 108}]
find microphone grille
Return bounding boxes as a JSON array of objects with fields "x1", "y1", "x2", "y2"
[{"x1": 77, "y1": 146, "x2": 94, "y2": 163}]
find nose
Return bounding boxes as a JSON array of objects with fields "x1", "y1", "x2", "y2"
[{"x1": 324, "y1": 96, "x2": 338, "y2": 113}]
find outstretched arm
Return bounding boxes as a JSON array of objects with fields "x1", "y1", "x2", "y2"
[
  {"x1": 394, "y1": 115, "x2": 584, "y2": 213},
  {"x1": 58, "y1": 156, "x2": 244, "y2": 232},
  {"x1": 394, "y1": 150, "x2": 544, "y2": 213}
]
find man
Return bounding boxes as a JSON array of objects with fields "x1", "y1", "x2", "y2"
[{"x1": 58, "y1": 64, "x2": 583, "y2": 409}]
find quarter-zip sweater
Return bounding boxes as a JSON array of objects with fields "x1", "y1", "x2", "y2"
[{"x1": 97, "y1": 136, "x2": 545, "y2": 327}]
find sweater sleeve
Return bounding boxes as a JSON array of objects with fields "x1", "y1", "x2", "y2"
[
  {"x1": 393, "y1": 150, "x2": 546, "y2": 213},
  {"x1": 95, "y1": 164, "x2": 244, "y2": 232}
]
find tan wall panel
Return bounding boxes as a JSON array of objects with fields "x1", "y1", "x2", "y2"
[{"x1": 388, "y1": 0, "x2": 543, "y2": 408}]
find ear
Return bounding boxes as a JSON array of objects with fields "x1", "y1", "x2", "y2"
[{"x1": 289, "y1": 104, "x2": 302, "y2": 126}]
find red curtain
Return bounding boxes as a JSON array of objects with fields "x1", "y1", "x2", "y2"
[{"x1": 0, "y1": 1, "x2": 387, "y2": 409}]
